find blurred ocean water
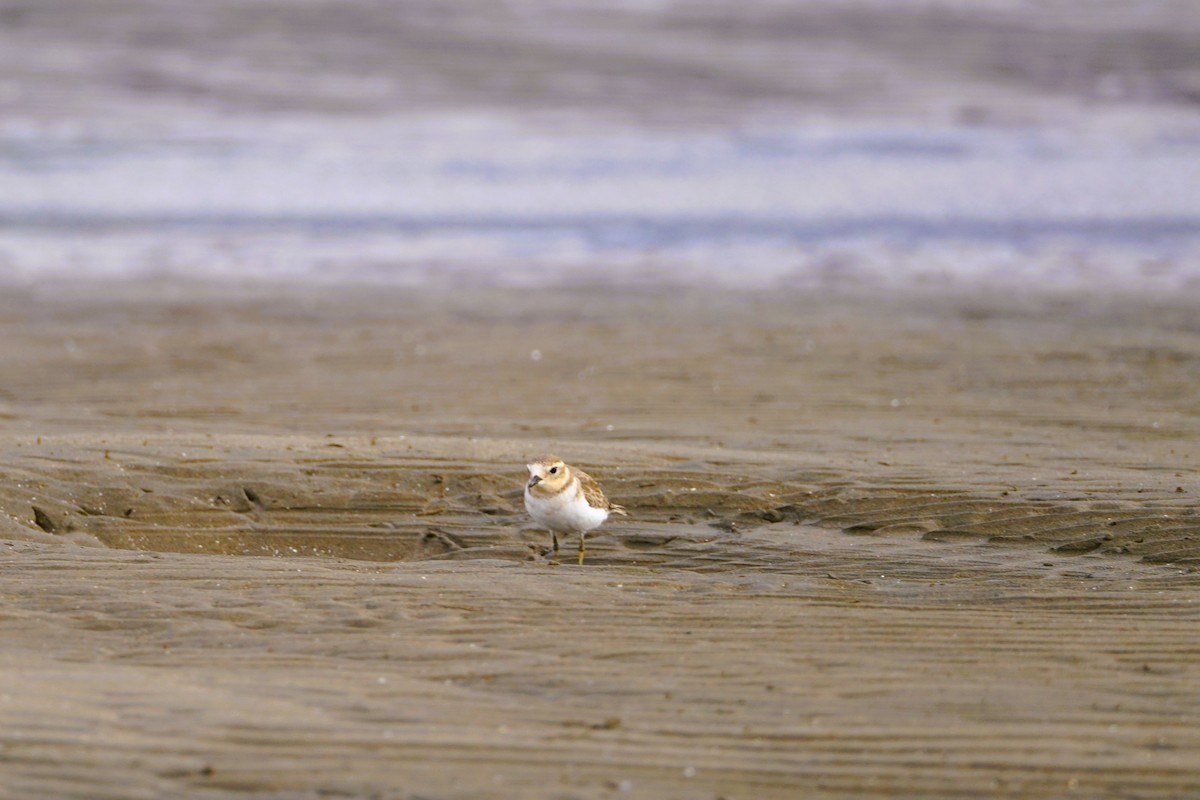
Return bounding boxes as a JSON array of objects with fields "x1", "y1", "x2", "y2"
[{"x1": 1, "y1": 0, "x2": 1198, "y2": 291}]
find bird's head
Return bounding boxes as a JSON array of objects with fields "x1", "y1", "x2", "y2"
[{"x1": 526, "y1": 454, "x2": 569, "y2": 493}]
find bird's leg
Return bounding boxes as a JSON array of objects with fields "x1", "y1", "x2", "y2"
[
  {"x1": 577, "y1": 532, "x2": 586, "y2": 565},
  {"x1": 551, "y1": 530, "x2": 559, "y2": 553}
]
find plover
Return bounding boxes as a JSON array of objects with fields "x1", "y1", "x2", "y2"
[{"x1": 524, "y1": 454, "x2": 626, "y2": 564}]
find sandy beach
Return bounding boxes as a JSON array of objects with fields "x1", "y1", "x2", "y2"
[
  {"x1": 0, "y1": 282, "x2": 1198, "y2": 798},
  {"x1": 3, "y1": 0, "x2": 1200, "y2": 795}
]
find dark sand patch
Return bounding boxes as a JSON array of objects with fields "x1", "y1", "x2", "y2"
[{"x1": 3, "y1": 436, "x2": 1199, "y2": 569}]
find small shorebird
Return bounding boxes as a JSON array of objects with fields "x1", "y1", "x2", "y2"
[{"x1": 524, "y1": 454, "x2": 626, "y2": 564}]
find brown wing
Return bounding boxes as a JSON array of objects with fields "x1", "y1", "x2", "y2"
[{"x1": 575, "y1": 468, "x2": 625, "y2": 514}]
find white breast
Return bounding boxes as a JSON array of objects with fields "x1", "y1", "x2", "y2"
[{"x1": 525, "y1": 484, "x2": 609, "y2": 533}]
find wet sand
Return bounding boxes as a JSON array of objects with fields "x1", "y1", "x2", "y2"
[{"x1": 1, "y1": 282, "x2": 1199, "y2": 798}]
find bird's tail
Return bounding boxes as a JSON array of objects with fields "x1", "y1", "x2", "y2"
[{"x1": 610, "y1": 503, "x2": 628, "y2": 516}]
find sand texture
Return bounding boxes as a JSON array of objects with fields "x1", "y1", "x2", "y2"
[{"x1": 0, "y1": 283, "x2": 1198, "y2": 798}]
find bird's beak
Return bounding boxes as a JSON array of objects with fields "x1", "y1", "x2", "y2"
[{"x1": 527, "y1": 474, "x2": 541, "y2": 488}]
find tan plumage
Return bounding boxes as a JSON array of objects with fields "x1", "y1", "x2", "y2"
[
  {"x1": 577, "y1": 468, "x2": 625, "y2": 514},
  {"x1": 524, "y1": 454, "x2": 626, "y2": 563}
]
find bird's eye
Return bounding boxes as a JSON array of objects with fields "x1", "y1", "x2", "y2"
[{"x1": 549, "y1": 466, "x2": 558, "y2": 474}]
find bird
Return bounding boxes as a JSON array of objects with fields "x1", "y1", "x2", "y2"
[{"x1": 524, "y1": 454, "x2": 626, "y2": 564}]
